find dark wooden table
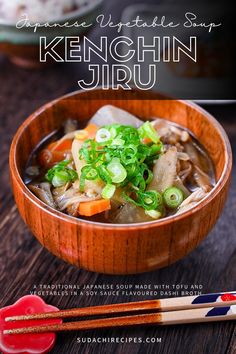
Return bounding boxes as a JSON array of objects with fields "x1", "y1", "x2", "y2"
[{"x1": 0, "y1": 1, "x2": 236, "y2": 353}]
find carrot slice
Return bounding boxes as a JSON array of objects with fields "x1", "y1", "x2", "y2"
[
  {"x1": 39, "y1": 124, "x2": 98, "y2": 168},
  {"x1": 143, "y1": 137, "x2": 152, "y2": 144},
  {"x1": 38, "y1": 149, "x2": 71, "y2": 167},
  {"x1": 49, "y1": 139, "x2": 73, "y2": 152},
  {"x1": 39, "y1": 139, "x2": 72, "y2": 167},
  {"x1": 85, "y1": 123, "x2": 98, "y2": 139},
  {"x1": 76, "y1": 124, "x2": 98, "y2": 141},
  {"x1": 78, "y1": 199, "x2": 111, "y2": 217}
]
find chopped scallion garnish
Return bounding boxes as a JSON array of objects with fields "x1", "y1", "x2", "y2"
[
  {"x1": 122, "y1": 189, "x2": 163, "y2": 211},
  {"x1": 145, "y1": 210, "x2": 162, "y2": 219},
  {"x1": 107, "y1": 158, "x2": 127, "y2": 184},
  {"x1": 102, "y1": 184, "x2": 116, "y2": 199},
  {"x1": 138, "y1": 121, "x2": 160, "y2": 144},
  {"x1": 79, "y1": 166, "x2": 99, "y2": 192},
  {"x1": 163, "y1": 187, "x2": 184, "y2": 209},
  {"x1": 46, "y1": 160, "x2": 78, "y2": 188},
  {"x1": 96, "y1": 128, "x2": 111, "y2": 143},
  {"x1": 77, "y1": 123, "x2": 164, "y2": 212}
]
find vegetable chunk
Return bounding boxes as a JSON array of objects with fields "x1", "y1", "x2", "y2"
[{"x1": 78, "y1": 199, "x2": 111, "y2": 216}]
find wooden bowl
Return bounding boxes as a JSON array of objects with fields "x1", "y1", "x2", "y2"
[{"x1": 9, "y1": 89, "x2": 232, "y2": 274}]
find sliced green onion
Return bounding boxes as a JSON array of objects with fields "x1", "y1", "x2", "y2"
[
  {"x1": 51, "y1": 171, "x2": 69, "y2": 187},
  {"x1": 138, "y1": 121, "x2": 160, "y2": 143},
  {"x1": 132, "y1": 174, "x2": 146, "y2": 192},
  {"x1": 67, "y1": 168, "x2": 79, "y2": 181},
  {"x1": 81, "y1": 166, "x2": 98, "y2": 180},
  {"x1": 122, "y1": 191, "x2": 140, "y2": 206},
  {"x1": 46, "y1": 160, "x2": 70, "y2": 183},
  {"x1": 79, "y1": 139, "x2": 98, "y2": 163},
  {"x1": 138, "y1": 190, "x2": 163, "y2": 211},
  {"x1": 79, "y1": 174, "x2": 86, "y2": 192},
  {"x1": 46, "y1": 160, "x2": 78, "y2": 187},
  {"x1": 77, "y1": 123, "x2": 164, "y2": 212},
  {"x1": 118, "y1": 126, "x2": 140, "y2": 145},
  {"x1": 121, "y1": 145, "x2": 137, "y2": 165},
  {"x1": 108, "y1": 125, "x2": 121, "y2": 138},
  {"x1": 145, "y1": 210, "x2": 162, "y2": 219},
  {"x1": 96, "y1": 128, "x2": 111, "y2": 143},
  {"x1": 137, "y1": 144, "x2": 150, "y2": 163},
  {"x1": 139, "y1": 163, "x2": 153, "y2": 185},
  {"x1": 79, "y1": 166, "x2": 98, "y2": 192},
  {"x1": 111, "y1": 138, "x2": 125, "y2": 146},
  {"x1": 145, "y1": 169, "x2": 153, "y2": 185},
  {"x1": 126, "y1": 164, "x2": 138, "y2": 179},
  {"x1": 149, "y1": 143, "x2": 163, "y2": 155},
  {"x1": 97, "y1": 165, "x2": 112, "y2": 184},
  {"x1": 102, "y1": 184, "x2": 116, "y2": 199},
  {"x1": 107, "y1": 158, "x2": 127, "y2": 184},
  {"x1": 163, "y1": 187, "x2": 184, "y2": 209},
  {"x1": 123, "y1": 189, "x2": 163, "y2": 211}
]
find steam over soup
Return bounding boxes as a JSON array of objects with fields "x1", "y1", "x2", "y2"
[{"x1": 24, "y1": 106, "x2": 215, "y2": 224}]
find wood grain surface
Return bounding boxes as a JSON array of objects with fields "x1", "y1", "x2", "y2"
[{"x1": 0, "y1": 0, "x2": 236, "y2": 353}]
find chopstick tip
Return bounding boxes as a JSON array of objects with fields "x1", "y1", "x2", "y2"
[{"x1": 5, "y1": 316, "x2": 20, "y2": 322}]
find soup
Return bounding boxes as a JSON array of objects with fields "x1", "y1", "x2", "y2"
[{"x1": 24, "y1": 105, "x2": 215, "y2": 224}]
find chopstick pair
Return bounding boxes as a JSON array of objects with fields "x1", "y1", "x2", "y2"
[{"x1": 4, "y1": 291, "x2": 236, "y2": 335}]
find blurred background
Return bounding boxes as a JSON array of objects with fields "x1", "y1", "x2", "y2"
[{"x1": 0, "y1": 0, "x2": 234, "y2": 99}]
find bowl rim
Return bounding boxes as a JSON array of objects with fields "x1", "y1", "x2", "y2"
[
  {"x1": 0, "y1": 0, "x2": 103, "y2": 27},
  {"x1": 9, "y1": 88, "x2": 233, "y2": 230}
]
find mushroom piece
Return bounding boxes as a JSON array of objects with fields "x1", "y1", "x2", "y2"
[
  {"x1": 176, "y1": 202, "x2": 199, "y2": 215},
  {"x1": 53, "y1": 186, "x2": 99, "y2": 211},
  {"x1": 28, "y1": 182, "x2": 56, "y2": 209},
  {"x1": 180, "y1": 188, "x2": 207, "y2": 207},
  {"x1": 174, "y1": 176, "x2": 191, "y2": 197},
  {"x1": 152, "y1": 118, "x2": 173, "y2": 139},
  {"x1": 152, "y1": 118, "x2": 190, "y2": 145},
  {"x1": 177, "y1": 152, "x2": 190, "y2": 161},
  {"x1": 52, "y1": 183, "x2": 71, "y2": 197},
  {"x1": 184, "y1": 142, "x2": 202, "y2": 167},
  {"x1": 176, "y1": 188, "x2": 207, "y2": 215},
  {"x1": 193, "y1": 165, "x2": 212, "y2": 192},
  {"x1": 178, "y1": 161, "x2": 192, "y2": 182},
  {"x1": 148, "y1": 146, "x2": 178, "y2": 193}
]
